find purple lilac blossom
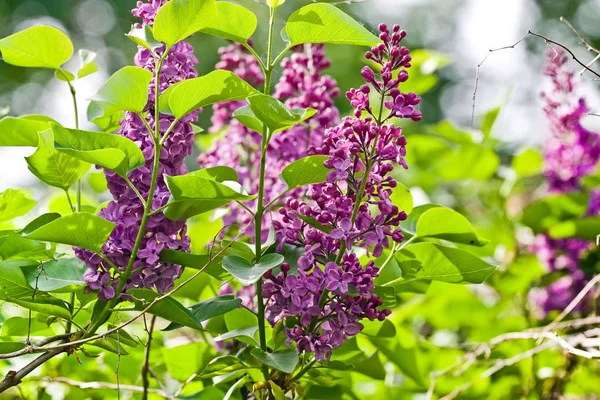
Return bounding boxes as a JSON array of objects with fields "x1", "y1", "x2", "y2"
[
  {"x1": 531, "y1": 48, "x2": 600, "y2": 315},
  {"x1": 268, "y1": 24, "x2": 420, "y2": 362},
  {"x1": 75, "y1": 0, "x2": 198, "y2": 301},
  {"x1": 198, "y1": 43, "x2": 340, "y2": 237}
]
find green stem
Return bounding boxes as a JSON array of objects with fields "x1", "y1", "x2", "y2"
[
  {"x1": 66, "y1": 80, "x2": 82, "y2": 213},
  {"x1": 64, "y1": 190, "x2": 75, "y2": 213},
  {"x1": 65, "y1": 293, "x2": 75, "y2": 334},
  {"x1": 253, "y1": 6, "x2": 277, "y2": 383},
  {"x1": 379, "y1": 235, "x2": 415, "y2": 273},
  {"x1": 291, "y1": 359, "x2": 316, "y2": 382}
]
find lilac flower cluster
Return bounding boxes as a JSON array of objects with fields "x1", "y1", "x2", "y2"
[
  {"x1": 75, "y1": 0, "x2": 198, "y2": 301},
  {"x1": 198, "y1": 43, "x2": 340, "y2": 236},
  {"x1": 268, "y1": 24, "x2": 420, "y2": 361},
  {"x1": 531, "y1": 48, "x2": 600, "y2": 315}
]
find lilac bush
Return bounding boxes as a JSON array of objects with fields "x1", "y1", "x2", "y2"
[
  {"x1": 267, "y1": 24, "x2": 421, "y2": 361},
  {"x1": 531, "y1": 48, "x2": 600, "y2": 315},
  {"x1": 75, "y1": 0, "x2": 198, "y2": 300}
]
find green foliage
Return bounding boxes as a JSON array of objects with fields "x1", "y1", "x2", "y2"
[
  {"x1": 393, "y1": 242, "x2": 497, "y2": 284},
  {"x1": 51, "y1": 124, "x2": 145, "y2": 177},
  {"x1": 202, "y1": 2, "x2": 257, "y2": 43},
  {"x1": 234, "y1": 94, "x2": 316, "y2": 135},
  {"x1": 0, "y1": 115, "x2": 57, "y2": 147},
  {"x1": 25, "y1": 130, "x2": 90, "y2": 190},
  {"x1": 160, "y1": 70, "x2": 260, "y2": 119},
  {"x1": 512, "y1": 147, "x2": 543, "y2": 177},
  {"x1": 20, "y1": 258, "x2": 86, "y2": 292},
  {"x1": 0, "y1": 26, "x2": 73, "y2": 69},
  {"x1": 222, "y1": 253, "x2": 284, "y2": 285},
  {"x1": 250, "y1": 348, "x2": 299, "y2": 374},
  {"x1": 0, "y1": 189, "x2": 36, "y2": 223},
  {"x1": 416, "y1": 207, "x2": 489, "y2": 246},
  {"x1": 153, "y1": 0, "x2": 217, "y2": 46},
  {"x1": 164, "y1": 167, "x2": 254, "y2": 220},
  {"x1": 281, "y1": 155, "x2": 330, "y2": 190},
  {"x1": 285, "y1": 4, "x2": 380, "y2": 46},
  {"x1": 22, "y1": 212, "x2": 115, "y2": 253}
]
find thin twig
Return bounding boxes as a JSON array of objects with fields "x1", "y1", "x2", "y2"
[
  {"x1": 472, "y1": 28, "x2": 600, "y2": 125},
  {"x1": 559, "y1": 16, "x2": 600, "y2": 55},
  {"x1": 540, "y1": 274, "x2": 600, "y2": 339},
  {"x1": 141, "y1": 315, "x2": 157, "y2": 400},
  {"x1": 29, "y1": 377, "x2": 172, "y2": 398}
]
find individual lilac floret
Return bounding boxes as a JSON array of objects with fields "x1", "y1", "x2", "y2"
[
  {"x1": 75, "y1": 0, "x2": 198, "y2": 301},
  {"x1": 270, "y1": 24, "x2": 419, "y2": 360},
  {"x1": 531, "y1": 48, "x2": 600, "y2": 315},
  {"x1": 198, "y1": 44, "x2": 340, "y2": 237}
]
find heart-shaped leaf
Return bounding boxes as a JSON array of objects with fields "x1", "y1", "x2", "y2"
[
  {"x1": 160, "y1": 70, "x2": 259, "y2": 119},
  {"x1": 22, "y1": 212, "x2": 115, "y2": 253},
  {"x1": 222, "y1": 254, "x2": 284, "y2": 285},
  {"x1": 0, "y1": 26, "x2": 73, "y2": 69},
  {"x1": 0, "y1": 115, "x2": 57, "y2": 147},
  {"x1": 51, "y1": 124, "x2": 145, "y2": 177},
  {"x1": 201, "y1": 2, "x2": 257, "y2": 43},
  {"x1": 281, "y1": 155, "x2": 329, "y2": 190},
  {"x1": 415, "y1": 207, "x2": 489, "y2": 246},
  {"x1": 25, "y1": 130, "x2": 90, "y2": 190},
  {"x1": 285, "y1": 4, "x2": 379, "y2": 47},
  {"x1": 250, "y1": 348, "x2": 298, "y2": 374},
  {"x1": 153, "y1": 0, "x2": 217, "y2": 46}
]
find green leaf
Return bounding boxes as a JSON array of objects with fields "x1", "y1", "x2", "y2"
[
  {"x1": 214, "y1": 326, "x2": 259, "y2": 344},
  {"x1": 389, "y1": 182, "x2": 413, "y2": 214},
  {"x1": 199, "y1": 355, "x2": 249, "y2": 379},
  {"x1": 159, "y1": 249, "x2": 227, "y2": 280},
  {"x1": 392, "y1": 243, "x2": 497, "y2": 284},
  {"x1": 25, "y1": 130, "x2": 90, "y2": 190},
  {"x1": 163, "y1": 296, "x2": 242, "y2": 331},
  {"x1": 7, "y1": 294, "x2": 70, "y2": 319},
  {"x1": 549, "y1": 217, "x2": 600, "y2": 241},
  {"x1": 481, "y1": 106, "x2": 500, "y2": 138},
  {"x1": 241, "y1": 94, "x2": 316, "y2": 134},
  {"x1": 512, "y1": 147, "x2": 543, "y2": 177},
  {"x1": 22, "y1": 212, "x2": 115, "y2": 253},
  {"x1": 160, "y1": 70, "x2": 259, "y2": 119},
  {"x1": 401, "y1": 204, "x2": 441, "y2": 236},
  {"x1": 0, "y1": 189, "x2": 36, "y2": 223},
  {"x1": 129, "y1": 288, "x2": 203, "y2": 330},
  {"x1": 280, "y1": 155, "x2": 329, "y2": 190},
  {"x1": 251, "y1": 348, "x2": 298, "y2": 374},
  {"x1": 0, "y1": 260, "x2": 35, "y2": 299},
  {"x1": 285, "y1": 4, "x2": 379, "y2": 47},
  {"x1": 231, "y1": 106, "x2": 265, "y2": 134},
  {"x1": 270, "y1": 381, "x2": 286, "y2": 400},
  {"x1": 360, "y1": 319, "x2": 396, "y2": 338},
  {"x1": 222, "y1": 254, "x2": 284, "y2": 285},
  {"x1": 77, "y1": 49, "x2": 98, "y2": 79},
  {"x1": 54, "y1": 69, "x2": 75, "y2": 82},
  {"x1": 164, "y1": 168, "x2": 254, "y2": 220},
  {"x1": 88, "y1": 337, "x2": 129, "y2": 355},
  {"x1": 0, "y1": 233, "x2": 54, "y2": 261},
  {"x1": 0, "y1": 26, "x2": 73, "y2": 69},
  {"x1": 369, "y1": 336, "x2": 424, "y2": 386},
  {"x1": 0, "y1": 115, "x2": 57, "y2": 147},
  {"x1": 223, "y1": 376, "x2": 248, "y2": 400},
  {"x1": 267, "y1": 0, "x2": 286, "y2": 8},
  {"x1": 126, "y1": 25, "x2": 161, "y2": 52},
  {"x1": 87, "y1": 102, "x2": 122, "y2": 132},
  {"x1": 0, "y1": 342, "x2": 26, "y2": 354},
  {"x1": 1, "y1": 316, "x2": 54, "y2": 336},
  {"x1": 51, "y1": 124, "x2": 145, "y2": 177},
  {"x1": 201, "y1": 2, "x2": 257, "y2": 43},
  {"x1": 89, "y1": 66, "x2": 152, "y2": 117},
  {"x1": 162, "y1": 342, "x2": 214, "y2": 381},
  {"x1": 153, "y1": 0, "x2": 217, "y2": 46},
  {"x1": 521, "y1": 192, "x2": 589, "y2": 235},
  {"x1": 21, "y1": 258, "x2": 86, "y2": 292},
  {"x1": 434, "y1": 143, "x2": 499, "y2": 180},
  {"x1": 416, "y1": 207, "x2": 489, "y2": 246}
]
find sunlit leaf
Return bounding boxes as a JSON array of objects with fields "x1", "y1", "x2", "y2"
[
  {"x1": 416, "y1": 207, "x2": 489, "y2": 246},
  {"x1": 153, "y1": 0, "x2": 217, "y2": 46},
  {"x1": 0, "y1": 26, "x2": 73, "y2": 69},
  {"x1": 0, "y1": 115, "x2": 57, "y2": 147},
  {"x1": 51, "y1": 124, "x2": 145, "y2": 177},
  {"x1": 160, "y1": 70, "x2": 259, "y2": 119},
  {"x1": 250, "y1": 348, "x2": 298, "y2": 374},
  {"x1": 21, "y1": 258, "x2": 86, "y2": 292},
  {"x1": 202, "y1": 2, "x2": 257, "y2": 43},
  {"x1": 280, "y1": 155, "x2": 329, "y2": 190},
  {"x1": 0, "y1": 189, "x2": 36, "y2": 223},
  {"x1": 222, "y1": 254, "x2": 284, "y2": 285},
  {"x1": 22, "y1": 212, "x2": 115, "y2": 253},
  {"x1": 285, "y1": 4, "x2": 379, "y2": 47}
]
